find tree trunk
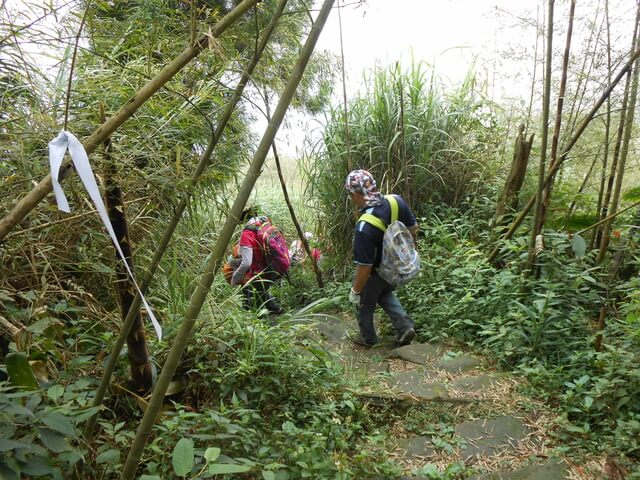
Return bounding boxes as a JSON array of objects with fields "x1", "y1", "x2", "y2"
[
  {"x1": 487, "y1": 45, "x2": 640, "y2": 264},
  {"x1": 596, "y1": 4, "x2": 640, "y2": 264},
  {"x1": 83, "y1": 0, "x2": 286, "y2": 439},
  {"x1": 536, "y1": 0, "x2": 576, "y2": 234},
  {"x1": 120, "y1": 1, "x2": 335, "y2": 477},
  {"x1": 527, "y1": 0, "x2": 555, "y2": 266},
  {"x1": 495, "y1": 124, "x2": 533, "y2": 228},
  {"x1": 0, "y1": 0, "x2": 259, "y2": 242},
  {"x1": 101, "y1": 106, "x2": 152, "y2": 394},
  {"x1": 264, "y1": 89, "x2": 324, "y2": 288}
]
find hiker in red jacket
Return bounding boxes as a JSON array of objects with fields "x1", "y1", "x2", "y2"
[
  {"x1": 231, "y1": 215, "x2": 285, "y2": 314},
  {"x1": 345, "y1": 169, "x2": 417, "y2": 347}
]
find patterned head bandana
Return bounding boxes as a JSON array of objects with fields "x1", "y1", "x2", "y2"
[
  {"x1": 344, "y1": 169, "x2": 384, "y2": 206},
  {"x1": 245, "y1": 215, "x2": 269, "y2": 228}
]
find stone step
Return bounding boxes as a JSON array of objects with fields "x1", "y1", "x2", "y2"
[
  {"x1": 387, "y1": 370, "x2": 448, "y2": 400},
  {"x1": 468, "y1": 459, "x2": 568, "y2": 479},
  {"x1": 395, "y1": 415, "x2": 533, "y2": 464},
  {"x1": 388, "y1": 342, "x2": 449, "y2": 364}
]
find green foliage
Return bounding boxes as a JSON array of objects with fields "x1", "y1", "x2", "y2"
[
  {"x1": 0, "y1": 381, "x2": 98, "y2": 480},
  {"x1": 119, "y1": 314, "x2": 403, "y2": 479},
  {"x1": 304, "y1": 61, "x2": 503, "y2": 262},
  {"x1": 400, "y1": 204, "x2": 640, "y2": 460}
]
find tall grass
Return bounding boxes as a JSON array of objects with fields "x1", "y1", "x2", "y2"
[{"x1": 303, "y1": 61, "x2": 503, "y2": 261}]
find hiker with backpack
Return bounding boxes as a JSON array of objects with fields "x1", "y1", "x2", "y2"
[
  {"x1": 229, "y1": 214, "x2": 289, "y2": 315},
  {"x1": 345, "y1": 169, "x2": 420, "y2": 347}
]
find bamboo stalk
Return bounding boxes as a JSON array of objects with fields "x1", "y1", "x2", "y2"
[
  {"x1": 120, "y1": 2, "x2": 335, "y2": 477},
  {"x1": 575, "y1": 199, "x2": 640, "y2": 236},
  {"x1": 527, "y1": 0, "x2": 555, "y2": 266},
  {"x1": 100, "y1": 104, "x2": 153, "y2": 394},
  {"x1": 0, "y1": 0, "x2": 259, "y2": 242},
  {"x1": 270, "y1": 134, "x2": 324, "y2": 288},
  {"x1": 83, "y1": 0, "x2": 287, "y2": 439},
  {"x1": 487, "y1": 45, "x2": 640, "y2": 264},
  {"x1": 561, "y1": 153, "x2": 598, "y2": 226},
  {"x1": 537, "y1": 0, "x2": 575, "y2": 232},
  {"x1": 597, "y1": 4, "x2": 640, "y2": 263}
]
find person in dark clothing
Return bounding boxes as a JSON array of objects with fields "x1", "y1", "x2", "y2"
[{"x1": 345, "y1": 169, "x2": 417, "y2": 347}]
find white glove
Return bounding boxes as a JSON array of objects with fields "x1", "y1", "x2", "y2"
[{"x1": 349, "y1": 288, "x2": 361, "y2": 305}]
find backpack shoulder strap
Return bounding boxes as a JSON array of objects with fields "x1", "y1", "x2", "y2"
[
  {"x1": 359, "y1": 213, "x2": 386, "y2": 232},
  {"x1": 385, "y1": 195, "x2": 399, "y2": 223}
]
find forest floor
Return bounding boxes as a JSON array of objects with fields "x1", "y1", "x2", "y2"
[{"x1": 307, "y1": 313, "x2": 602, "y2": 480}]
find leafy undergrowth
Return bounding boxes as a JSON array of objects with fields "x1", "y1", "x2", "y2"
[{"x1": 395, "y1": 204, "x2": 640, "y2": 476}]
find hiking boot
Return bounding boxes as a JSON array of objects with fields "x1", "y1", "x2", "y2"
[
  {"x1": 397, "y1": 328, "x2": 416, "y2": 347},
  {"x1": 348, "y1": 332, "x2": 377, "y2": 348}
]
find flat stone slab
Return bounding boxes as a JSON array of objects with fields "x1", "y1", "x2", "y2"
[
  {"x1": 337, "y1": 346, "x2": 390, "y2": 374},
  {"x1": 451, "y1": 374, "x2": 501, "y2": 393},
  {"x1": 468, "y1": 459, "x2": 568, "y2": 479},
  {"x1": 308, "y1": 314, "x2": 353, "y2": 343},
  {"x1": 394, "y1": 435, "x2": 436, "y2": 460},
  {"x1": 387, "y1": 371, "x2": 447, "y2": 399},
  {"x1": 388, "y1": 342, "x2": 449, "y2": 364},
  {"x1": 455, "y1": 416, "x2": 530, "y2": 460},
  {"x1": 438, "y1": 354, "x2": 482, "y2": 373}
]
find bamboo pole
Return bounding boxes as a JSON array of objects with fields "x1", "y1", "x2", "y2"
[
  {"x1": 592, "y1": 2, "x2": 614, "y2": 251},
  {"x1": 0, "y1": 0, "x2": 259, "y2": 242},
  {"x1": 561, "y1": 153, "x2": 598, "y2": 226},
  {"x1": 595, "y1": 14, "x2": 638, "y2": 253},
  {"x1": 120, "y1": 1, "x2": 335, "y2": 477},
  {"x1": 575, "y1": 199, "x2": 640, "y2": 237},
  {"x1": 537, "y1": 0, "x2": 575, "y2": 232},
  {"x1": 596, "y1": 5, "x2": 640, "y2": 263},
  {"x1": 487, "y1": 45, "x2": 640, "y2": 264},
  {"x1": 83, "y1": 0, "x2": 287, "y2": 439},
  {"x1": 527, "y1": 0, "x2": 554, "y2": 265},
  {"x1": 100, "y1": 104, "x2": 153, "y2": 394}
]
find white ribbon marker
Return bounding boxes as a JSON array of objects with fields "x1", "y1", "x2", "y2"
[{"x1": 49, "y1": 130, "x2": 162, "y2": 341}]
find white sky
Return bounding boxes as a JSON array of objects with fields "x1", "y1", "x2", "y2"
[
  {"x1": 315, "y1": 0, "x2": 528, "y2": 94},
  {"x1": 273, "y1": 0, "x2": 542, "y2": 155},
  {"x1": 271, "y1": 0, "x2": 636, "y2": 156}
]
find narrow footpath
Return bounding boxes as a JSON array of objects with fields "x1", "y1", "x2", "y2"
[{"x1": 309, "y1": 313, "x2": 573, "y2": 480}]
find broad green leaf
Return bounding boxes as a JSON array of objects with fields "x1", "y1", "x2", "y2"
[
  {"x1": 5, "y1": 352, "x2": 38, "y2": 390},
  {"x1": 571, "y1": 234, "x2": 586, "y2": 258},
  {"x1": 204, "y1": 447, "x2": 221, "y2": 462},
  {"x1": 37, "y1": 428, "x2": 71, "y2": 453},
  {"x1": 47, "y1": 385, "x2": 64, "y2": 402},
  {"x1": 0, "y1": 437, "x2": 29, "y2": 452},
  {"x1": 139, "y1": 476, "x2": 162, "y2": 480},
  {"x1": 172, "y1": 438, "x2": 194, "y2": 477},
  {"x1": 583, "y1": 396, "x2": 594, "y2": 409},
  {"x1": 208, "y1": 464, "x2": 251, "y2": 475},
  {"x1": 262, "y1": 471, "x2": 276, "y2": 480},
  {"x1": 96, "y1": 448, "x2": 121, "y2": 464},
  {"x1": 0, "y1": 460, "x2": 20, "y2": 480},
  {"x1": 21, "y1": 455, "x2": 61, "y2": 479},
  {"x1": 41, "y1": 412, "x2": 77, "y2": 438}
]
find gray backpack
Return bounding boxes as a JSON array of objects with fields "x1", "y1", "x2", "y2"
[{"x1": 359, "y1": 195, "x2": 421, "y2": 286}]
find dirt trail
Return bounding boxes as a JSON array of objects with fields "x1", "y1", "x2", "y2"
[{"x1": 310, "y1": 313, "x2": 573, "y2": 480}]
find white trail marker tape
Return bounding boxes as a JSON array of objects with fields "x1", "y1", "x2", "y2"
[{"x1": 49, "y1": 130, "x2": 162, "y2": 340}]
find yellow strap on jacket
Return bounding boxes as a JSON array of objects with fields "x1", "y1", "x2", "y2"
[{"x1": 359, "y1": 195, "x2": 399, "y2": 232}]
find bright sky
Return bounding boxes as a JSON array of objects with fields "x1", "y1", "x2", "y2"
[
  {"x1": 274, "y1": 0, "x2": 540, "y2": 155},
  {"x1": 315, "y1": 0, "x2": 529, "y2": 95}
]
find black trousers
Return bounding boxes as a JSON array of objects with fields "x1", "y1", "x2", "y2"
[{"x1": 242, "y1": 278, "x2": 282, "y2": 314}]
